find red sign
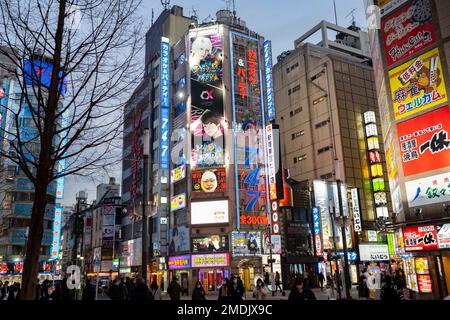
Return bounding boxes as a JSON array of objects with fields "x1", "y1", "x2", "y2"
[
  {"x1": 403, "y1": 225, "x2": 439, "y2": 251},
  {"x1": 240, "y1": 215, "x2": 268, "y2": 226},
  {"x1": 396, "y1": 107, "x2": 450, "y2": 177},
  {"x1": 381, "y1": 0, "x2": 436, "y2": 66},
  {"x1": 417, "y1": 274, "x2": 433, "y2": 293},
  {"x1": 192, "y1": 168, "x2": 226, "y2": 193}
]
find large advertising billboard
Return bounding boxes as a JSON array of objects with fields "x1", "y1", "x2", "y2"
[
  {"x1": 231, "y1": 231, "x2": 262, "y2": 256},
  {"x1": 169, "y1": 225, "x2": 190, "y2": 255},
  {"x1": 230, "y1": 32, "x2": 269, "y2": 229},
  {"x1": 160, "y1": 37, "x2": 170, "y2": 169},
  {"x1": 191, "y1": 199, "x2": 229, "y2": 225},
  {"x1": 189, "y1": 29, "x2": 225, "y2": 168},
  {"x1": 397, "y1": 106, "x2": 450, "y2": 177},
  {"x1": 191, "y1": 235, "x2": 229, "y2": 253},
  {"x1": 389, "y1": 47, "x2": 447, "y2": 120},
  {"x1": 403, "y1": 225, "x2": 439, "y2": 251},
  {"x1": 192, "y1": 168, "x2": 226, "y2": 193},
  {"x1": 405, "y1": 172, "x2": 450, "y2": 207},
  {"x1": 381, "y1": 0, "x2": 436, "y2": 66}
]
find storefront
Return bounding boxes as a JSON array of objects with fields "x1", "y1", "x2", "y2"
[
  {"x1": 191, "y1": 253, "x2": 230, "y2": 293},
  {"x1": 401, "y1": 224, "x2": 450, "y2": 300},
  {"x1": 0, "y1": 260, "x2": 57, "y2": 283},
  {"x1": 168, "y1": 255, "x2": 191, "y2": 295}
]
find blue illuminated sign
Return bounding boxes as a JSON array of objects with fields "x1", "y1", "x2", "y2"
[
  {"x1": 336, "y1": 251, "x2": 358, "y2": 261},
  {"x1": 24, "y1": 59, "x2": 67, "y2": 97},
  {"x1": 161, "y1": 37, "x2": 170, "y2": 169},
  {"x1": 313, "y1": 207, "x2": 323, "y2": 256},
  {"x1": 50, "y1": 207, "x2": 63, "y2": 259},
  {"x1": 263, "y1": 40, "x2": 275, "y2": 122}
]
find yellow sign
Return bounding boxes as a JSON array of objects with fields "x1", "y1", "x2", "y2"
[{"x1": 389, "y1": 47, "x2": 447, "y2": 120}]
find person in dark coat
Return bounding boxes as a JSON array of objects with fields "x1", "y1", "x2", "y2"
[
  {"x1": 167, "y1": 277, "x2": 182, "y2": 300},
  {"x1": 133, "y1": 278, "x2": 153, "y2": 300},
  {"x1": 82, "y1": 279, "x2": 96, "y2": 301},
  {"x1": 192, "y1": 281, "x2": 206, "y2": 300},
  {"x1": 358, "y1": 275, "x2": 370, "y2": 299},
  {"x1": 288, "y1": 278, "x2": 316, "y2": 300},
  {"x1": 318, "y1": 272, "x2": 325, "y2": 291},
  {"x1": 125, "y1": 277, "x2": 135, "y2": 300},
  {"x1": 50, "y1": 282, "x2": 63, "y2": 300},
  {"x1": 218, "y1": 278, "x2": 230, "y2": 301},
  {"x1": 40, "y1": 280, "x2": 51, "y2": 300},
  {"x1": 7, "y1": 282, "x2": 20, "y2": 300},
  {"x1": 108, "y1": 277, "x2": 127, "y2": 300},
  {"x1": 228, "y1": 275, "x2": 244, "y2": 301},
  {"x1": 0, "y1": 281, "x2": 7, "y2": 300},
  {"x1": 61, "y1": 277, "x2": 73, "y2": 300},
  {"x1": 380, "y1": 275, "x2": 401, "y2": 301}
]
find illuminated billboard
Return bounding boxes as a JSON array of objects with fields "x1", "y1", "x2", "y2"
[
  {"x1": 189, "y1": 29, "x2": 225, "y2": 168},
  {"x1": 396, "y1": 107, "x2": 450, "y2": 177},
  {"x1": 191, "y1": 199, "x2": 229, "y2": 225},
  {"x1": 168, "y1": 255, "x2": 190, "y2": 270},
  {"x1": 405, "y1": 172, "x2": 450, "y2": 207},
  {"x1": 191, "y1": 235, "x2": 229, "y2": 253},
  {"x1": 24, "y1": 59, "x2": 67, "y2": 96},
  {"x1": 191, "y1": 253, "x2": 230, "y2": 268},
  {"x1": 381, "y1": 0, "x2": 436, "y2": 66},
  {"x1": 169, "y1": 226, "x2": 190, "y2": 254},
  {"x1": 263, "y1": 40, "x2": 275, "y2": 121},
  {"x1": 192, "y1": 168, "x2": 226, "y2": 193},
  {"x1": 171, "y1": 164, "x2": 186, "y2": 183},
  {"x1": 389, "y1": 47, "x2": 447, "y2": 120},
  {"x1": 231, "y1": 231, "x2": 262, "y2": 256},
  {"x1": 161, "y1": 37, "x2": 170, "y2": 169},
  {"x1": 170, "y1": 193, "x2": 186, "y2": 212},
  {"x1": 50, "y1": 206, "x2": 63, "y2": 259},
  {"x1": 230, "y1": 31, "x2": 269, "y2": 229}
]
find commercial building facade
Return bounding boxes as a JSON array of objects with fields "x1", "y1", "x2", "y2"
[{"x1": 366, "y1": 0, "x2": 450, "y2": 299}]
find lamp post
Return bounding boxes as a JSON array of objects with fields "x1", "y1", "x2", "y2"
[{"x1": 142, "y1": 128, "x2": 150, "y2": 285}]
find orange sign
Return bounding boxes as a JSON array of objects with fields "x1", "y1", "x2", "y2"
[{"x1": 396, "y1": 106, "x2": 450, "y2": 177}]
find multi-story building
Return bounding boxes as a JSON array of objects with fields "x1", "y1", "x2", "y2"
[
  {"x1": 366, "y1": 0, "x2": 450, "y2": 299},
  {"x1": 120, "y1": 6, "x2": 194, "y2": 288},
  {"x1": 0, "y1": 51, "x2": 65, "y2": 281},
  {"x1": 273, "y1": 21, "x2": 393, "y2": 292}
]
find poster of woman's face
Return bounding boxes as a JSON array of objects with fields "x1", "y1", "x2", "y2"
[{"x1": 169, "y1": 226, "x2": 190, "y2": 254}]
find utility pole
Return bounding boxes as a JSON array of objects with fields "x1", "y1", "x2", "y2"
[
  {"x1": 142, "y1": 128, "x2": 150, "y2": 284},
  {"x1": 336, "y1": 180, "x2": 352, "y2": 299}
]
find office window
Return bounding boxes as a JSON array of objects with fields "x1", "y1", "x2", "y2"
[
  {"x1": 313, "y1": 96, "x2": 326, "y2": 105},
  {"x1": 286, "y1": 68, "x2": 290, "y2": 74},
  {"x1": 315, "y1": 118, "x2": 330, "y2": 129},
  {"x1": 292, "y1": 130, "x2": 305, "y2": 140},
  {"x1": 318, "y1": 145, "x2": 333, "y2": 154},
  {"x1": 288, "y1": 89, "x2": 292, "y2": 95},
  {"x1": 292, "y1": 85, "x2": 300, "y2": 93},
  {"x1": 290, "y1": 111, "x2": 294, "y2": 117},
  {"x1": 294, "y1": 107, "x2": 302, "y2": 114},
  {"x1": 320, "y1": 172, "x2": 333, "y2": 180}
]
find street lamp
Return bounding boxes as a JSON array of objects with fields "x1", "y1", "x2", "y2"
[{"x1": 142, "y1": 128, "x2": 150, "y2": 285}]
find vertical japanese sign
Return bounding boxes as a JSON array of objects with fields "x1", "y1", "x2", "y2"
[
  {"x1": 161, "y1": 37, "x2": 170, "y2": 169},
  {"x1": 381, "y1": 0, "x2": 436, "y2": 66},
  {"x1": 56, "y1": 109, "x2": 69, "y2": 199},
  {"x1": 389, "y1": 48, "x2": 447, "y2": 120},
  {"x1": 312, "y1": 207, "x2": 323, "y2": 257},
  {"x1": 396, "y1": 106, "x2": 450, "y2": 177},
  {"x1": 50, "y1": 206, "x2": 63, "y2": 259},
  {"x1": 230, "y1": 32, "x2": 268, "y2": 229},
  {"x1": 351, "y1": 188, "x2": 362, "y2": 232},
  {"x1": 263, "y1": 40, "x2": 275, "y2": 122},
  {"x1": 189, "y1": 29, "x2": 225, "y2": 168},
  {"x1": 313, "y1": 180, "x2": 333, "y2": 250},
  {"x1": 266, "y1": 124, "x2": 279, "y2": 234}
]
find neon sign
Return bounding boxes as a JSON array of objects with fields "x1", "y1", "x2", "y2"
[
  {"x1": 313, "y1": 207, "x2": 322, "y2": 257},
  {"x1": 161, "y1": 37, "x2": 170, "y2": 169},
  {"x1": 263, "y1": 40, "x2": 275, "y2": 121},
  {"x1": 50, "y1": 207, "x2": 63, "y2": 259}
]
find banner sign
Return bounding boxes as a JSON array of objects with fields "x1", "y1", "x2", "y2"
[
  {"x1": 192, "y1": 168, "x2": 226, "y2": 193},
  {"x1": 351, "y1": 188, "x2": 362, "y2": 232},
  {"x1": 50, "y1": 207, "x2": 63, "y2": 259},
  {"x1": 170, "y1": 193, "x2": 186, "y2": 212},
  {"x1": 171, "y1": 165, "x2": 186, "y2": 183},
  {"x1": 191, "y1": 200, "x2": 229, "y2": 225},
  {"x1": 381, "y1": 0, "x2": 436, "y2": 66},
  {"x1": 191, "y1": 253, "x2": 230, "y2": 268},
  {"x1": 168, "y1": 255, "x2": 190, "y2": 270},
  {"x1": 437, "y1": 224, "x2": 450, "y2": 249},
  {"x1": 389, "y1": 47, "x2": 447, "y2": 120},
  {"x1": 403, "y1": 225, "x2": 439, "y2": 251},
  {"x1": 161, "y1": 37, "x2": 170, "y2": 169},
  {"x1": 359, "y1": 244, "x2": 390, "y2": 261},
  {"x1": 378, "y1": 0, "x2": 408, "y2": 17},
  {"x1": 263, "y1": 40, "x2": 275, "y2": 121},
  {"x1": 312, "y1": 207, "x2": 323, "y2": 257},
  {"x1": 405, "y1": 172, "x2": 450, "y2": 207},
  {"x1": 397, "y1": 106, "x2": 450, "y2": 177}
]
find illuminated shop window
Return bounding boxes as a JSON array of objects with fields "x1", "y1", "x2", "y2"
[
  {"x1": 372, "y1": 178, "x2": 385, "y2": 192},
  {"x1": 374, "y1": 192, "x2": 387, "y2": 206},
  {"x1": 367, "y1": 137, "x2": 380, "y2": 150},
  {"x1": 376, "y1": 206, "x2": 388, "y2": 218},
  {"x1": 365, "y1": 124, "x2": 378, "y2": 138},
  {"x1": 371, "y1": 164, "x2": 383, "y2": 178},
  {"x1": 364, "y1": 111, "x2": 376, "y2": 124}
]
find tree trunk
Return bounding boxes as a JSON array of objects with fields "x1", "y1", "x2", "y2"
[
  {"x1": 20, "y1": 0, "x2": 67, "y2": 300},
  {"x1": 20, "y1": 184, "x2": 47, "y2": 300}
]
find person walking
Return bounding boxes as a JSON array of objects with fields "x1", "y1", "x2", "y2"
[
  {"x1": 167, "y1": 277, "x2": 182, "y2": 300},
  {"x1": 218, "y1": 278, "x2": 230, "y2": 301},
  {"x1": 264, "y1": 272, "x2": 270, "y2": 287},
  {"x1": 7, "y1": 282, "x2": 18, "y2": 301},
  {"x1": 318, "y1": 272, "x2": 325, "y2": 291},
  {"x1": 237, "y1": 276, "x2": 245, "y2": 300},
  {"x1": 274, "y1": 271, "x2": 283, "y2": 294},
  {"x1": 82, "y1": 279, "x2": 96, "y2": 301},
  {"x1": 133, "y1": 278, "x2": 153, "y2": 301},
  {"x1": 357, "y1": 275, "x2": 370, "y2": 300},
  {"x1": 150, "y1": 281, "x2": 162, "y2": 300},
  {"x1": 0, "y1": 281, "x2": 8, "y2": 300},
  {"x1": 125, "y1": 277, "x2": 135, "y2": 300},
  {"x1": 228, "y1": 275, "x2": 244, "y2": 301},
  {"x1": 192, "y1": 281, "x2": 206, "y2": 301},
  {"x1": 252, "y1": 279, "x2": 269, "y2": 300},
  {"x1": 50, "y1": 282, "x2": 63, "y2": 300}
]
